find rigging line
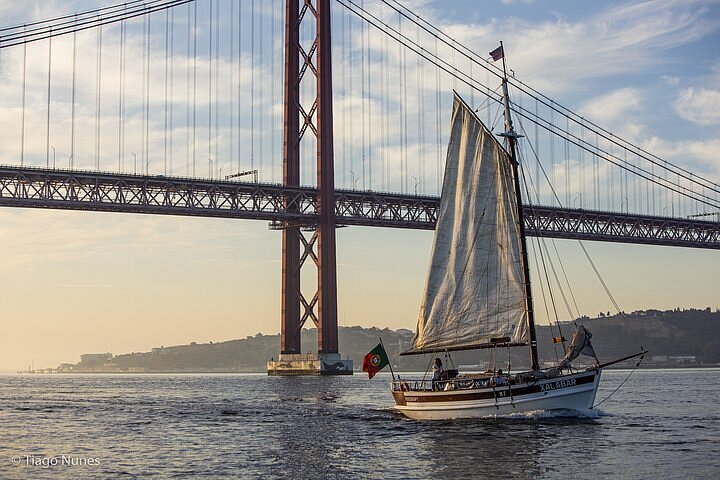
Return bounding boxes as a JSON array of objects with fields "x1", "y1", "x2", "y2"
[
  {"x1": 0, "y1": 0, "x2": 194, "y2": 49},
  {"x1": 517, "y1": 149, "x2": 568, "y2": 345},
  {"x1": 518, "y1": 103, "x2": 626, "y2": 332},
  {"x1": 592, "y1": 355, "x2": 645, "y2": 409},
  {"x1": 378, "y1": 0, "x2": 719, "y2": 195},
  {"x1": 580, "y1": 242, "x2": 623, "y2": 315},
  {"x1": 528, "y1": 233, "x2": 562, "y2": 363}
]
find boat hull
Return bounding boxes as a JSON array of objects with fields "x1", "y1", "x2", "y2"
[{"x1": 393, "y1": 369, "x2": 601, "y2": 420}]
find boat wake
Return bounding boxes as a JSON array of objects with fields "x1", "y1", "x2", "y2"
[{"x1": 503, "y1": 408, "x2": 608, "y2": 420}]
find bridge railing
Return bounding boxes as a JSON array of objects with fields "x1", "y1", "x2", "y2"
[{"x1": 0, "y1": 165, "x2": 717, "y2": 249}]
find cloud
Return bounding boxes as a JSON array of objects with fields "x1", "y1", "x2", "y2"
[
  {"x1": 578, "y1": 88, "x2": 643, "y2": 126},
  {"x1": 674, "y1": 87, "x2": 720, "y2": 125},
  {"x1": 643, "y1": 136, "x2": 720, "y2": 178}
]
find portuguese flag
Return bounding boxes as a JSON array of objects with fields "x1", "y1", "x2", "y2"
[{"x1": 362, "y1": 342, "x2": 389, "y2": 379}]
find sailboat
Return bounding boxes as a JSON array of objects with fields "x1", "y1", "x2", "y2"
[{"x1": 391, "y1": 49, "x2": 646, "y2": 420}]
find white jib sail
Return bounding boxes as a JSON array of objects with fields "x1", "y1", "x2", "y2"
[{"x1": 409, "y1": 94, "x2": 529, "y2": 353}]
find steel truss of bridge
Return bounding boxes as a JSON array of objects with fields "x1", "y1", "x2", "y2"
[{"x1": 0, "y1": 166, "x2": 717, "y2": 249}]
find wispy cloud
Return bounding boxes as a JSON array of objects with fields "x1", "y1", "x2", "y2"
[
  {"x1": 674, "y1": 87, "x2": 720, "y2": 125},
  {"x1": 578, "y1": 88, "x2": 643, "y2": 126}
]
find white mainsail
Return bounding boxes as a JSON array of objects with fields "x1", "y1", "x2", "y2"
[{"x1": 408, "y1": 94, "x2": 528, "y2": 353}]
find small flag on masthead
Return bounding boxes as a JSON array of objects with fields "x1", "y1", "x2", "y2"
[{"x1": 489, "y1": 45, "x2": 504, "y2": 61}]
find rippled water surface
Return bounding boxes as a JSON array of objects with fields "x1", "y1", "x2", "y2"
[{"x1": 1, "y1": 369, "x2": 719, "y2": 479}]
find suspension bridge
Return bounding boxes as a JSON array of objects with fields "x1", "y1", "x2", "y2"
[{"x1": 0, "y1": 0, "x2": 718, "y2": 374}]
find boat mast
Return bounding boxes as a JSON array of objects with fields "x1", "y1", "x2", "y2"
[{"x1": 498, "y1": 42, "x2": 540, "y2": 371}]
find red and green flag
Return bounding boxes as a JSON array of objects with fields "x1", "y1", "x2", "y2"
[{"x1": 362, "y1": 342, "x2": 389, "y2": 379}]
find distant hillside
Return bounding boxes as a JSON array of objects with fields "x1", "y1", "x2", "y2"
[{"x1": 59, "y1": 308, "x2": 720, "y2": 373}]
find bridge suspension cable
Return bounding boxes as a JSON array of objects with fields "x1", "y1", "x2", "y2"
[{"x1": 335, "y1": 0, "x2": 719, "y2": 212}]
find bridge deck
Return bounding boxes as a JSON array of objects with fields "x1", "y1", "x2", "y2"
[{"x1": 0, "y1": 166, "x2": 717, "y2": 249}]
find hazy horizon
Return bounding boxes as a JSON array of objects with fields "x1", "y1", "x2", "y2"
[{"x1": 1, "y1": 0, "x2": 718, "y2": 370}]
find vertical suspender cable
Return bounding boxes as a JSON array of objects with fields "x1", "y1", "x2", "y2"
[
  {"x1": 416, "y1": 19, "x2": 423, "y2": 194},
  {"x1": 230, "y1": 0, "x2": 235, "y2": 174},
  {"x1": 237, "y1": 0, "x2": 242, "y2": 174},
  {"x1": 399, "y1": 13, "x2": 406, "y2": 193},
  {"x1": 186, "y1": 3, "x2": 191, "y2": 176},
  {"x1": 340, "y1": 6, "x2": 346, "y2": 187},
  {"x1": 193, "y1": 0, "x2": 197, "y2": 177},
  {"x1": 71, "y1": 24, "x2": 77, "y2": 168},
  {"x1": 119, "y1": 16, "x2": 125, "y2": 172},
  {"x1": 215, "y1": 0, "x2": 220, "y2": 178},
  {"x1": 95, "y1": 22, "x2": 102, "y2": 170},
  {"x1": 565, "y1": 117, "x2": 570, "y2": 207},
  {"x1": 366, "y1": 1, "x2": 372, "y2": 190},
  {"x1": 169, "y1": 7, "x2": 174, "y2": 176},
  {"x1": 21, "y1": 32, "x2": 27, "y2": 166},
  {"x1": 361, "y1": 0, "x2": 366, "y2": 190},
  {"x1": 164, "y1": 8, "x2": 169, "y2": 175},
  {"x1": 272, "y1": 0, "x2": 277, "y2": 182},
  {"x1": 382, "y1": 17, "x2": 388, "y2": 191},
  {"x1": 258, "y1": 0, "x2": 263, "y2": 181},
  {"x1": 535, "y1": 98, "x2": 540, "y2": 199},
  {"x1": 349, "y1": 10, "x2": 353, "y2": 188},
  {"x1": 251, "y1": 0, "x2": 255, "y2": 173},
  {"x1": 141, "y1": 13, "x2": 147, "y2": 172},
  {"x1": 142, "y1": 12, "x2": 147, "y2": 173},
  {"x1": 146, "y1": 11, "x2": 151, "y2": 174},
  {"x1": 209, "y1": 0, "x2": 213, "y2": 177},
  {"x1": 434, "y1": 35, "x2": 440, "y2": 195},
  {"x1": 46, "y1": 30, "x2": 52, "y2": 169}
]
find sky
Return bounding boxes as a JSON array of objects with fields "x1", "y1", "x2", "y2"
[{"x1": 0, "y1": 0, "x2": 718, "y2": 371}]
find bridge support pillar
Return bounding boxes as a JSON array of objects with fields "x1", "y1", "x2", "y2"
[{"x1": 269, "y1": 0, "x2": 352, "y2": 376}]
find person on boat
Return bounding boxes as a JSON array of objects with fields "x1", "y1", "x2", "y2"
[
  {"x1": 432, "y1": 358, "x2": 445, "y2": 390},
  {"x1": 494, "y1": 369, "x2": 507, "y2": 386}
]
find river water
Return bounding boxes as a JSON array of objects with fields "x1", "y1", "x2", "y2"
[{"x1": 0, "y1": 369, "x2": 718, "y2": 479}]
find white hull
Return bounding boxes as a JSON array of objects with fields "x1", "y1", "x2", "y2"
[{"x1": 393, "y1": 370, "x2": 601, "y2": 420}]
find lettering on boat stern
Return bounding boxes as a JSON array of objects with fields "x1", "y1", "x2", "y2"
[{"x1": 540, "y1": 378, "x2": 577, "y2": 392}]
